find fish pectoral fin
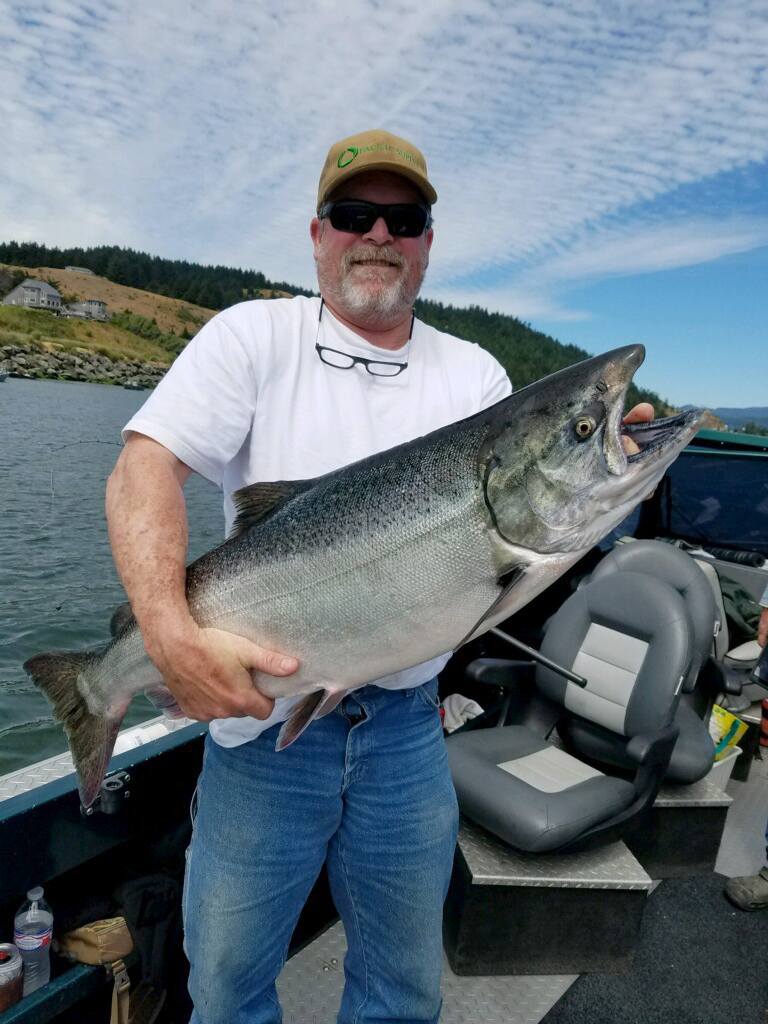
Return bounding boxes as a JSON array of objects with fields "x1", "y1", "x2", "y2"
[
  {"x1": 453, "y1": 565, "x2": 527, "y2": 651},
  {"x1": 275, "y1": 688, "x2": 343, "y2": 751},
  {"x1": 23, "y1": 649, "x2": 127, "y2": 809},
  {"x1": 144, "y1": 685, "x2": 186, "y2": 720}
]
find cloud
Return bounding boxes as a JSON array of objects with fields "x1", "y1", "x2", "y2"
[
  {"x1": 0, "y1": 0, "x2": 767, "y2": 307},
  {"x1": 543, "y1": 217, "x2": 768, "y2": 282}
]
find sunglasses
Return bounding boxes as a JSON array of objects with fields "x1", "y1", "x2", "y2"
[{"x1": 318, "y1": 199, "x2": 432, "y2": 238}]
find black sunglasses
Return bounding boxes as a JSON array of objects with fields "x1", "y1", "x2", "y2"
[{"x1": 318, "y1": 199, "x2": 432, "y2": 238}]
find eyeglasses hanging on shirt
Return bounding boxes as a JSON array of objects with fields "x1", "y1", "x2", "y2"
[{"x1": 314, "y1": 299, "x2": 413, "y2": 378}]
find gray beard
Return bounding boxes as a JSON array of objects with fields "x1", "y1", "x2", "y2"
[{"x1": 317, "y1": 243, "x2": 428, "y2": 321}]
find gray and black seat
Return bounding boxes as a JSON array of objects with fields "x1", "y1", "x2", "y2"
[
  {"x1": 561, "y1": 539, "x2": 738, "y2": 784},
  {"x1": 447, "y1": 571, "x2": 691, "y2": 854}
]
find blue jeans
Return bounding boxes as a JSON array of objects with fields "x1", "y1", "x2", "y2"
[{"x1": 183, "y1": 680, "x2": 459, "y2": 1024}]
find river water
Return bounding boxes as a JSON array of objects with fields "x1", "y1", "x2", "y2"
[{"x1": 0, "y1": 377, "x2": 224, "y2": 776}]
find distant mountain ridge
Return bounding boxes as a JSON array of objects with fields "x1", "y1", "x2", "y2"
[
  {"x1": 0, "y1": 239, "x2": 670, "y2": 413},
  {"x1": 683, "y1": 406, "x2": 768, "y2": 430},
  {"x1": 712, "y1": 407, "x2": 768, "y2": 428}
]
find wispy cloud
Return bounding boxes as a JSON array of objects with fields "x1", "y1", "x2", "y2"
[
  {"x1": 1, "y1": 1, "x2": 767, "y2": 401},
  {"x1": 429, "y1": 215, "x2": 768, "y2": 321}
]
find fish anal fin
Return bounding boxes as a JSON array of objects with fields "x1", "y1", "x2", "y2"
[
  {"x1": 275, "y1": 688, "x2": 344, "y2": 751},
  {"x1": 229, "y1": 480, "x2": 314, "y2": 538},
  {"x1": 144, "y1": 685, "x2": 186, "y2": 720}
]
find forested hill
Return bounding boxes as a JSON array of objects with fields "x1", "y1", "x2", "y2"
[{"x1": 0, "y1": 240, "x2": 669, "y2": 411}]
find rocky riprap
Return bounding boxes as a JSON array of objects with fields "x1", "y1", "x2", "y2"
[{"x1": 0, "y1": 342, "x2": 168, "y2": 388}]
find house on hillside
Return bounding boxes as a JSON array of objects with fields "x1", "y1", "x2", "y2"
[
  {"x1": 2, "y1": 278, "x2": 62, "y2": 311},
  {"x1": 64, "y1": 266, "x2": 95, "y2": 275},
  {"x1": 63, "y1": 298, "x2": 108, "y2": 321}
]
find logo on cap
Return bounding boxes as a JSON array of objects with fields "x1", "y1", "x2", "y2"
[{"x1": 337, "y1": 147, "x2": 358, "y2": 168}]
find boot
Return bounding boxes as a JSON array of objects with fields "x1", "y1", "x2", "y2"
[{"x1": 725, "y1": 866, "x2": 768, "y2": 910}]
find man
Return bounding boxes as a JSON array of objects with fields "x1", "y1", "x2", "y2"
[
  {"x1": 724, "y1": 582, "x2": 768, "y2": 911},
  {"x1": 106, "y1": 129, "x2": 652, "y2": 1023}
]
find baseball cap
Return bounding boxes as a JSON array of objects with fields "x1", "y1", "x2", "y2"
[{"x1": 317, "y1": 129, "x2": 437, "y2": 210}]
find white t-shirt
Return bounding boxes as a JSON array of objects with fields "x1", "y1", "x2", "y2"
[{"x1": 124, "y1": 294, "x2": 512, "y2": 746}]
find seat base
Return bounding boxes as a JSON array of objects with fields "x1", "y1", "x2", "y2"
[
  {"x1": 443, "y1": 818, "x2": 652, "y2": 976},
  {"x1": 625, "y1": 778, "x2": 732, "y2": 877}
]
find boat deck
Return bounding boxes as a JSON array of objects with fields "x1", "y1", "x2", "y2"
[
  {"x1": 1, "y1": 707, "x2": 764, "y2": 1023},
  {"x1": 275, "y1": 713, "x2": 768, "y2": 1024}
]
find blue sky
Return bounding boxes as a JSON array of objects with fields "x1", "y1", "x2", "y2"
[{"x1": 1, "y1": 0, "x2": 767, "y2": 408}]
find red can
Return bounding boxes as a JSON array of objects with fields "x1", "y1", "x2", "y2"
[{"x1": 0, "y1": 944, "x2": 23, "y2": 1012}]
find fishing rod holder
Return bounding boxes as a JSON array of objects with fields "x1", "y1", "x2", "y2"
[
  {"x1": 80, "y1": 771, "x2": 132, "y2": 817},
  {"x1": 489, "y1": 628, "x2": 588, "y2": 688}
]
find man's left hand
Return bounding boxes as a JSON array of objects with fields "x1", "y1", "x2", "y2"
[{"x1": 621, "y1": 402, "x2": 654, "y2": 456}]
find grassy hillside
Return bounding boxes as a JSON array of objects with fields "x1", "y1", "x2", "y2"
[
  {"x1": 0, "y1": 304, "x2": 175, "y2": 365},
  {"x1": 0, "y1": 263, "x2": 221, "y2": 343}
]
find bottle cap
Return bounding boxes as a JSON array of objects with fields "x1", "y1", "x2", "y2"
[{"x1": 27, "y1": 887, "x2": 44, "y2": 901}]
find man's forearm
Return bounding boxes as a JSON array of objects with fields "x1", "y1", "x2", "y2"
[{"x1": 106, "y1": 436, "x2": 194, "y2": 647}]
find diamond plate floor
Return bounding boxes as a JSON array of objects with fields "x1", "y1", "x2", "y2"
[
  {"x1": 277, "y1": 921, "x2": 577, "y2": 1024},
  {"x1": 716, "y1": 730, "x2": 768, "y2": 878},
  {"x1": 276, "y1": 738, "x2": 765, "y2": 1024}
]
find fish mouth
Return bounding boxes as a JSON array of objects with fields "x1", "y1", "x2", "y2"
[{"x1": 618, "y1": 408, "x2": 706, "y2": 471}]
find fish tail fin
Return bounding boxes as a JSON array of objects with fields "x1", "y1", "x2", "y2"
[
  {"x1": 24, "y1": 651, "x2": 126, "y2": 809},
  {"x1": 275, "y1": 688, "x2": 346, "y2": 751}
]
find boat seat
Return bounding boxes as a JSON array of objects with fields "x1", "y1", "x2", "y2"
[
  {"x1": 687, "y1": 554, "x2": 761, "y2": 673},
  {"x1": 448, "y1": 571, "x2": 690, "y2": 854},
  {"x1": 561, "y1": 540, "x2": 729, "y2": 784}
]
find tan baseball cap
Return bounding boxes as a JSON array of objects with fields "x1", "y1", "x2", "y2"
[{"x1": 317, "y1": 129, "x2": 437, "y2": 210}]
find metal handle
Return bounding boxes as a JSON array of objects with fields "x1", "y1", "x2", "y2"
[{"x1": 489, "y1": 628, "x2": 588, "y2": 688}]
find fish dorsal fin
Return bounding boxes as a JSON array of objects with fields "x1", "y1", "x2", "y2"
[{"x1": 229, "y1": 479, "x2": 314, "y2": 538}]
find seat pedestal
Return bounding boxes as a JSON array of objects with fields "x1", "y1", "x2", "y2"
[
  {"x1": 444, "y1": 819, "x2": 652, "y2": 976},
  {"x1": 626, "y1": 777, "x2": 732, "y2": 877}
]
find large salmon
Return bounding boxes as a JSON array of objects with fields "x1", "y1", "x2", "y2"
[{"x1": 25, "y1": 344, "x2": 706, "y2": 806}]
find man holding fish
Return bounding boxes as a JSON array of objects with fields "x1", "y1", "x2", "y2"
[{"x1": 101, "y1": 131, "x2": 654, "y2": 1022}]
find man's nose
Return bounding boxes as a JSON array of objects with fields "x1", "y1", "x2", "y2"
[{"x1": 362, "y1": 216, "x2": 393, "y2": 244}]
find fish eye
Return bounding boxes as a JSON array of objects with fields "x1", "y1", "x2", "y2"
[{"x1": 573, "y1": 416, "x2": 596, "y2": 440}]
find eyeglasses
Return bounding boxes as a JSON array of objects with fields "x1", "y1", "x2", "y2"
[
  {"x1": 314, "y1": 299, "x2": 413, "y2": 377},
  {"x1": 318, "y1": 199, "x2": 432, "y2": 238}
]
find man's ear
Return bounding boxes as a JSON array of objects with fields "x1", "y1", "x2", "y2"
[{"x1": 310, "y1": 216, "x2": 323, "y2": 251}]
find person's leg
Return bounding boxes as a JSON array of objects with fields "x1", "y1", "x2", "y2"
[
  {"x1": 326, "y1": 681, "x2": 459, "y2": 1024},
  {"x1": 723, "y1": 813, "x2": 768, "y2": 911},
  {"x1": 183, "y1": 724, "x2": 346, "y2": 1024}
]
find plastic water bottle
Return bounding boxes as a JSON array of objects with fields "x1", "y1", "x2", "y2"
[{"x1": 14, "y1": 887, "x2": 53, "y2": 995}]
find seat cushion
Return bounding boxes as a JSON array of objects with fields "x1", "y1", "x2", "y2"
[
  {"x1": 448, "y1": 727, "x2": 636, "y2": 853},
  {"x1": 591, "y1": 540, "x2": 717, "y2": 675},
  {"x1": 724, "y1": 640, "x2": 761, "y2": 666},
  {"x1": 562, "y1": 700, "x2": 715, "y2": 785}
]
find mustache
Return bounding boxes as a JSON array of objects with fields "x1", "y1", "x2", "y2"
[{"x1": 342, "y1": 246, "x2": 407, "y2": 271}]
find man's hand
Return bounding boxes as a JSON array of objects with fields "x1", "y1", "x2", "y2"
[
  {"x1": 143, "y1": 618, "x2": 298, "y2": 722},
  {"x1": 758, "y1": 608, "x2": 768, "y2": 649},
  {"x1": 621, "y1": 402, "x2": 654, "y2": 456}
]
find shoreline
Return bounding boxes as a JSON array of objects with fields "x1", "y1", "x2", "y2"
[{"x1": 1, "y1": 341, "x2": 167, "y2": 388}]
